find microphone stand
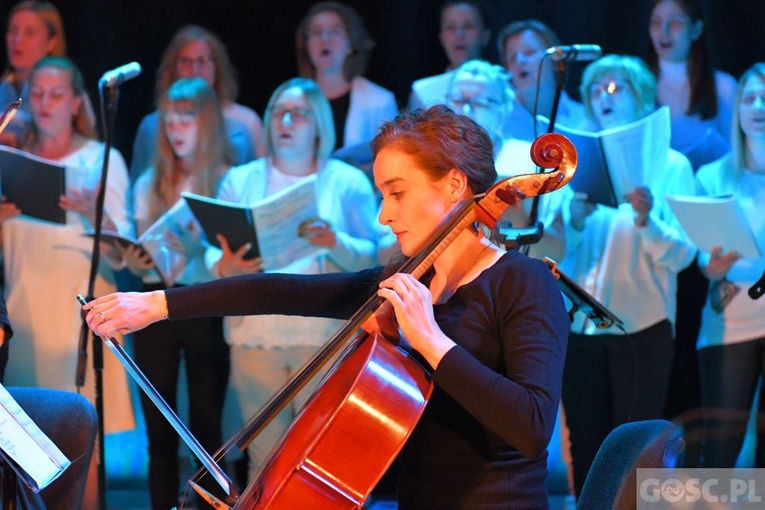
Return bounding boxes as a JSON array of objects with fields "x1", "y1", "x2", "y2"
[
  {"x1": 517, "y1": 54, "x2": 623, "y2": 331},
  {"x1": 74, "y1": 82, "x2": 120, "y2": 510},
  {"x1": 522, "y1": 58, "x2": 568, "y2": 255},
  {"x1": 0, "y1": 99, "x2": 21, "y2": 510}
]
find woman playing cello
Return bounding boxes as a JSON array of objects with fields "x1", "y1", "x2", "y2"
[{"x1": 84, "y1": 105, "x2": 570, "y2": 509}]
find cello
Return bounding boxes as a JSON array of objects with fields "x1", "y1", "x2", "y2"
[{"x1": 191, "y1": 132, "x2": 577, "y2": 509}]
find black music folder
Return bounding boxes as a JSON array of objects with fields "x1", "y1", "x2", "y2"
[
  {"x1": 182, "y1": 192, "x2": 260, "y2": 260},
  {"x1": 0, "y1": 146, "x2": 66, "y2": 224}
]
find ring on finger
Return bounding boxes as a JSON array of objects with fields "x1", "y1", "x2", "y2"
[{"x1": 99, "y1": 311, "x2": 107, "y2": 323}]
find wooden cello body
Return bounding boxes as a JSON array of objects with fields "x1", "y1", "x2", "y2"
[
  {"x1": 234, "y1": 334, "x2": 431, "y2": 509},
  {"x1": 222, "y1": 133, "x2": 578, "y2": 510}
]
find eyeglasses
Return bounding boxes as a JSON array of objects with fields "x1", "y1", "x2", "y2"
[
  {"x1": 272, "y1": 106, "x2": 312, "y2": 123},
  {"x1": 176, "y1": 54, "x2": 215, "y2": 70},
  {"x1": 306, "y1": 25, "x2": 346, "y2": 40},
  {"x1": 741, "y1": 93, "x2": 765, "y2": 106},
  {"x1": 447, "y1": 95, "x2": 501, "y2": 112},
  {"x1": 588, "y1": 80, "x2": 630, "y2": 99}
]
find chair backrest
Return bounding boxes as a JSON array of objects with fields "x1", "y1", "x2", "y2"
[
  {"x1": 8, "y1": 387, "x2": 98, "y2": 510},
  {"x1": 576, "y1": 419, "x2": 684, "y2": 510}
]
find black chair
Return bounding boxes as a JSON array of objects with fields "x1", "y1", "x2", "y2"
[{"x1": 576, "y1": 419, "x2": 684, "y2": 510}]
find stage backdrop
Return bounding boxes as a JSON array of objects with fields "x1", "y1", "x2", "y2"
[{"x1": 1, "y1": 0, "x2": 763, "y2": 165}]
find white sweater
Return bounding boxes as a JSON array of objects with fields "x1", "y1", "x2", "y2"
[
  {"x1": 560, "y1": 148, "x2": 697, "y2": 335},
  {"x1": 696, "y1": 155, "x2": 765, "y2": 348}
]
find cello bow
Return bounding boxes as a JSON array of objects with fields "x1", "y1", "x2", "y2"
[{"x1": 188, "y1": 133, "x2": 577, "y2": 508}]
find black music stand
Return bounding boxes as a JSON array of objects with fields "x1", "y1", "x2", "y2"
[
  {"x1": 2, "y1": 462, "x2": 17, "y2": 510},
  {"x1": 544, "y1": 258, "x2": 623, "y2": 330}
]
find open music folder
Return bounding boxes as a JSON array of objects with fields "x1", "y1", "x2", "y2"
[
  {"x1": 537, "y1": 106, "x2": 671, "y2": 208},
  {"x1": 0, "y1": 384, "x2": 70, "y2": 493},
  {"x1": 183, "y1": 173, "x2": 327, "y2": 270},
  {"x1": 83, "y1": 199, "x2": 202, "y2": 287}
]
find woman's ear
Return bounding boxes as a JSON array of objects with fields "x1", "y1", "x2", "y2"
[
  {"x1": 72, "y1": 95, "x2": 84, "y2": 119},
  {"x1": 445, "y1": 167, "x2": 470, "y2": 202},
  {"x1": 691, "y1": 20, "x2": 704, "y2": 42},
  {"x1": 45, "y1": 36, "x2": 57, "y2": 56}
]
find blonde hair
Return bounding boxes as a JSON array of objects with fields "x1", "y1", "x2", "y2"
[
  {"x1": 729, "y1": 63, "x2": 765, "y2": 175},
  {"x1": 449, "y1": 59, "x2": 515, "y2": 104},
  {"x1": 580, "y1": 54, "x2": 657, "y2": 124},
  {"x1": 148, "y1": 77, "x2": 231, "y2": 223},
  {"x1": 447, "y1": 59, "x2": 514, "y2": 147},
  {"x1": 3, "y1": 1, "x2": 66, "y2": 77},
  {"x1": 26, "y1": 56, "x2": 97, "y2": 144},
  {"x1": 263, "y1": 77, "x2": 336, "y2": 159},
  {"x1": 153, "y1": 25, "x2": 239, "y2": 104}
]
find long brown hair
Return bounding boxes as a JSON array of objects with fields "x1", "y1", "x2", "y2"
[
  {"x1": 645, "y1": 0, "x2": 718, "y2": 119},
  {"x1": 148, "y1": 77, "x2": 231, "y2": 223},
  {"x1": 153, "y1": 25, "x2": 239, "y2": 104}
]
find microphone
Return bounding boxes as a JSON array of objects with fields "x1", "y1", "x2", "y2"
[
  {"x1": 750, "y1": 270, "x2": 765, "y2": 300},
  {"x1": 99, "y1": 62, "x2": 142, "y2": 87},
  {"x1": 545, "y1": 44, "x2": 603, "y2": 62}
]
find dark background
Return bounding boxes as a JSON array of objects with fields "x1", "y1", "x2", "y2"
[{"x1": 2, "y1": 0, "x2": 763, "y2": 166}]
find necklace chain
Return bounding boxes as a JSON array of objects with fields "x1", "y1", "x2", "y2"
[{"x1": 467, "y1": 243, "x2": 492, "y2": 275}]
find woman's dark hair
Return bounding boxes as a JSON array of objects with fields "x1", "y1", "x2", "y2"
[
  {"x1": 439, "y1": 0, "x2": 489, "y2": 29},
  {"x1": 645, "y1": 0, "x2": 718, "y2": 119},
  {"x1": 495, "y1": 19, "x2": 561, "y2": 61},
  {"x1": 295, "y1": 2, "x2": 375, "y2": 82},
  {"x1": 372, "y1": 105, "x2": 497, "y2": 195}
]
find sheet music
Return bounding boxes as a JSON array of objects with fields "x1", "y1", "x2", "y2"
[
  {"x1": 251, "y1": 174, "x2": 327, "y2": 270},
  {"x1": 139, "y1": 199, "x2": 202, "y2": 286},
  {"x1": 666, "y1": 193, "x2": 762, "y2": 259},
  {"x1": 0, "y1": 384, "x2": 70, "y2": 492},
  {"x1": 600, "y1": 106, "x2": 670, "y2": 202},
  {"x1": 536, "y1": 106, "x2": 671, "y2": 208}
]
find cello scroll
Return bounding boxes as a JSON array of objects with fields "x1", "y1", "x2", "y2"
[{"x1": 475, "y1": 132, "x2": 578, "y2": 227}]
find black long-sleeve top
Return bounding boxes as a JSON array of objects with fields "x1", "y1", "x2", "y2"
[{"x1": 166, "y1": 249, "x2": 569, "y2": 509}]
